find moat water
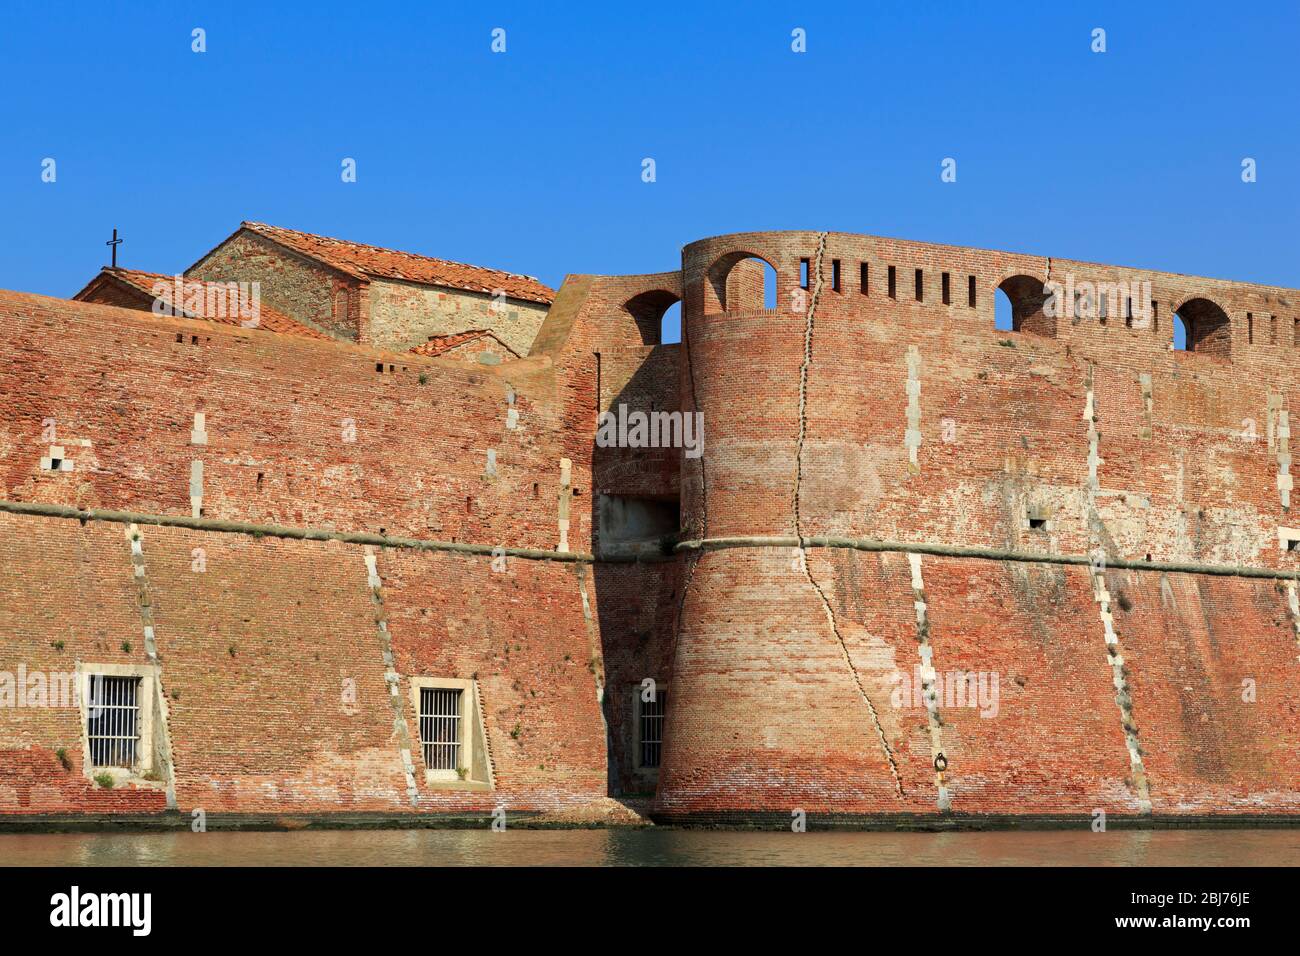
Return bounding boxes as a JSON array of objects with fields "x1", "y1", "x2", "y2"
[{"x1": 1, "y1": 829, "x2": 1296, "y2": 866}]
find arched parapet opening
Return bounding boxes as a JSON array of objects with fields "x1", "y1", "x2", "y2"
[
  {"x1": 995, "y1": 274, "x2": 1054, "y2": 337},
  {"x1": 531, "y1": 271, "x2": 683, "y2": 357},
  {"x1": 1173, "y1": 296, "x2": 1232, "y2": 359},
  {"x1": 622, "y1": 289, "x2": 682, "y2": 346},
  {"x1": 703, "y1": 251, "x2": 779, "y2": 315}
]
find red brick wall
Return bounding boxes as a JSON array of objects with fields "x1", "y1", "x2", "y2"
[
  {"x1": 0, "y1": 512, "x2": 610, "y2": 815},
  {"x1": 379, "y1": 548, "x2": 608, "y2": 807},
  {"x1": 0, "y1": 514, "x2": 168, "y2": 814},
  {"x1": 4, "y1": 223, "x2": 1300, "y2": 824},
  {"x1": 0, "y1": 292, "x2": 578, "y2": 551},
  {"x1": 656, "y1": 230, "x2": 1300, "y2": 821},
  {"x1": 0, "y1": 290, "x2": 620, "y2": 817},
  {"x1": 679, "y1": 230, "x2": 1300, "y2": 564}
]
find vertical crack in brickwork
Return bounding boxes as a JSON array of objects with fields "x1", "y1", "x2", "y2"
[
  {"x1": 1082, "y1": 374, "x2": 1151, "y2": 812},
  {"x1": 123, "y1": 524, "x2": 178, "y2": 810},
  {"x1": 363, "y1": 550, "x2": 420, "y2": 807},
  {"x1": 682, "y1": 279, "x2": 710, "y2": 544},
  {"x1": 794, "y1": 232, "x2": 903, "y2": 797},
  {"x1": 1092, "y1": 568, "x2": 1153, "y2": 812},
  {"x1": 575, "y1": 562, "x2": 614, "y2": 793},
  {"x1": 667, "y1": 279, "x2": 710, "y2": 690},
  {"x1": 908, "y1": 554, "x2": 951, "y2": 810},
  {"x1": 792, "y1": 233, "x2": 827, "y2": 537}
]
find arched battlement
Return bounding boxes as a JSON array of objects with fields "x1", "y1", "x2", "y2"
[
  {"x1": 677, "y1": 230, "x2": 1293, "y2": 370},
  {"x1": 622, "y1": 288, "x2": 681, "y2": 346},
  {"x1": 702, "y1": 251, "x2": 778, "y2": 315},
  {"x1": 997, "y1": 274, "x2": 1054, "y2": 337},
  {"x1": 530, "y1": 270, "x2": 683, "y2": 356},
  {"x1": 1172, "y1": 296, "x2": 1233, "y2": 359},
  {"x1": 683, "y1": 231, "x2": 822, "y2": 321}
]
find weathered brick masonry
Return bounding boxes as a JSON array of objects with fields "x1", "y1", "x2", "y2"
[
  {"x1": 664, "y1": 231, "x2": 1300, "y2": 823},
  {"x1": 1, "y1": 226, "x2": 1298, "y2": 826}
]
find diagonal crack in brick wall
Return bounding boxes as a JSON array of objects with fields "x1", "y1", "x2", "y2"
[{"x1": 793, "y1": 232, "x2": 904, "y2": 797}]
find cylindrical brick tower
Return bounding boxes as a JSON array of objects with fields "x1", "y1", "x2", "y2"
[{"x1": 654, "y1": 232, "x2": 936, "y2": 822}]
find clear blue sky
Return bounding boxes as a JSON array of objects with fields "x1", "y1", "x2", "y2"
[{"x1": 2, "y1": 1, "x2": 1296, "y2": 344}]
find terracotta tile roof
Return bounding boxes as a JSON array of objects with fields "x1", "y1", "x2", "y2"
[
  {"x1": 91, "y1": 268, "x2": 331, "y2": 339},
  {"x1": 408, "y1": 329, "x2": 520, "y2": 358},
  {"x1": 240, "y1": 222, "x2": 554, "y2": 305}
]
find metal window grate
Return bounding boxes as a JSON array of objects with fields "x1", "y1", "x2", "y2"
[
  {"x1": 419, "y1": 688, "x2": 463, "y2": 771},
  {"x1": 640, "y1": 691, "x2": 667, "y2": 769},
  {"x1": 86, "y1": 675, "x2": 141, "y2": 769}
]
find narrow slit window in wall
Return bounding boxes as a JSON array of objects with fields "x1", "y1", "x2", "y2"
[{"x1": 638, "y1": 689, "x2": 667, "y2": 769}]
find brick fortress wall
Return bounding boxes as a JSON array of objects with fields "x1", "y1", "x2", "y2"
[
  {"x1": 660, "y1": 230, "x2": 1300, "y2": 822},
  {"x1": 0, "y1": 292, "x2": 609, "y2": 818},
  {"x1": 2, "y1": 226, "x2": 1299, "y2": 825}
]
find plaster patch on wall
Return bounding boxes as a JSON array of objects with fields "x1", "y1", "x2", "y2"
[
  {"x1": 1091, "y1": 569, "x2": 1152, "y2": 813},
  {"x1": 39, "y1": 445, "x2": 75, "y2": 472},
  {"x1": 557, "y1": 458, "x2": 572, "y2": 553},
  {"x1": 189, "y1": 460, "x2": 203, "y2": 519},
  {"x1": 1269, "y1": 394, "x2": 1292, "y2": 510},
  {"x1": 1083, "y1": 373, "x2": 1101, "y2": 535},
  {"x1": 362, "y1": 549, "x2": 420, "y2": 807},
  {"x1": 122, "y1": 523, "x2": 178, "y2": 810},
  {"x1": 907, "y1": 553, "x2": 950, "y2": 811},
  {"x1": 1286, "y1": 582, "x2": 1300, "y2": 664},
  {"x1": 1138, "y1": 373, "x2": 1153, "y2": 440},
  {"x1": 190, "y1": 412, "x2": 208, "y2": 446},
  {"x1": 905, "y1": 346, "x2": 922, "y2": 473}
]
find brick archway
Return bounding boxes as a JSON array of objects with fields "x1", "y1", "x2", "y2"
[
  {"x1": 1173, "y1": 296, "x2": 1232, "y2": 358},
  {"x1": 622, "y1": 289, "x2": 682, "y2": 346},
  {"x1": 997, "y1": 274, "x2": 1054, "y2": 337},
  {"x1": 704, "y1": 251, "x2": 778, "y2": 314}
]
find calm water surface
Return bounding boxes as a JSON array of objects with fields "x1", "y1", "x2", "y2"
[{"x1": 1, "y1": 829, "x2": 1297, "y2": 866}]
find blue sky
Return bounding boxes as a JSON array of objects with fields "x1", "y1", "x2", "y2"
[{"x1": 2, "y1": 1, "x2": 1296, "y2": 344}]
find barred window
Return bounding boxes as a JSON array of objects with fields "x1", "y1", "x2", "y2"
[
  {"x1": 86, "y1": 675, "x2": 141, "y2": 769},
  {"x1": 419, "y1": 687, "x2": 463, "y2": 772},
  {"x1": 639, "y1": 690, "x2": 667, "y2": 769}
]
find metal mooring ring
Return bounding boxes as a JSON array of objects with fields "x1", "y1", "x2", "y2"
[{"x1": 934, "y1": 753, "x2": 948, "y2": 773}]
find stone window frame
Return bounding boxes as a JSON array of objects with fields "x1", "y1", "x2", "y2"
[
  {"x1": 631, "y1": 681, "x2": 669, "y2": 776},
  {"x1": 1023, "y1": 505, "x2": 1053, "y2": 534},
  {"x1": 409, "y1": 676, "x2": 493, "y2": 792},
  {"x1": 76, "y1": 662, "x2": 163, "y2": 788}
]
